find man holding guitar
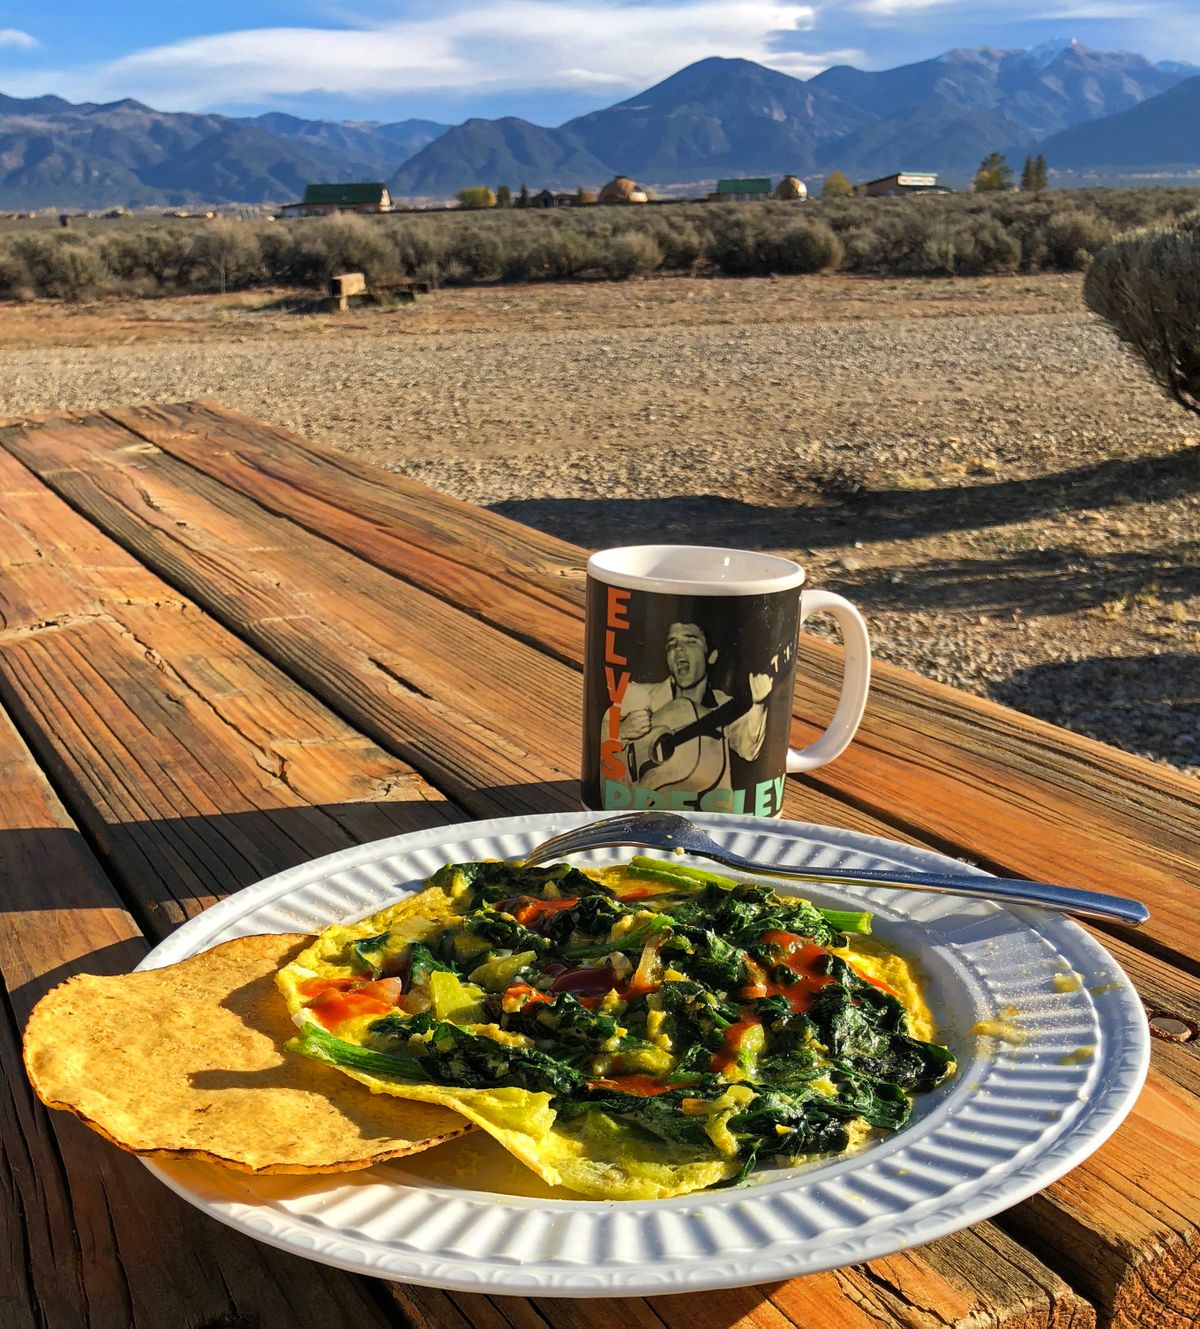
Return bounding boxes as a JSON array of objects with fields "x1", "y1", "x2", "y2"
[{"x1": 609, "y1": 621, "x2": 774, "y2": 804}]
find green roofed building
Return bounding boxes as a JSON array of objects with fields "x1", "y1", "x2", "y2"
[
  {"x1": 279, "y1": 182, "x2": 393, "y2": 217},
  {"x1": 711, "y1": 178, "x2": 773, "y2": 201}
]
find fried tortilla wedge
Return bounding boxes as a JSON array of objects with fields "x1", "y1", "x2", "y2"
[{"x1": 23, "y1": 933, "x2": 471, "y2": 1174}]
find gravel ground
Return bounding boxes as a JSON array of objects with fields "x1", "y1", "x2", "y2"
[{"x1": 1, "y1": 274, "x2": 1196, "y2": 777}]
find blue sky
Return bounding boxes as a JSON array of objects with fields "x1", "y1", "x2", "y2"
[{"x1": 0, "y1": 1, "x2": 1196, "y2": 124}]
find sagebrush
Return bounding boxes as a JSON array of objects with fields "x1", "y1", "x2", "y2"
[
  {"x1": 1085, "y1": 209, "x2": 1200, "y2": 417},
  {"x1": 1, "y1": 187, "x2": 1197, "y2": 300}
]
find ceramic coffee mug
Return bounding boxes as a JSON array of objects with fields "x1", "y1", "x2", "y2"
[{"x1": 581, "y1": 545, "x2": 871, "y2": 817}]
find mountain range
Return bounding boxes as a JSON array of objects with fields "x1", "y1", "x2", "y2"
[
  {"x1": 1039, "y1": 74, "x2": 1200, "y2": 170},
  {"x1": 0, "y1": 40, "x2": 1196, "y2": 209},
  {"x1": 0, "y1": 95, "x2": 448, "y2": 208}
]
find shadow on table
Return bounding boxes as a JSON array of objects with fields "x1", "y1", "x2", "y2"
[{"x1": 4, "y1": 776, "x2": 586, "y2": 936}]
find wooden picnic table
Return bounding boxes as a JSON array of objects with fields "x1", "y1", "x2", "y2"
[{"x1": 1, "y1": 400, "x2": 1196, "y2": 1329}]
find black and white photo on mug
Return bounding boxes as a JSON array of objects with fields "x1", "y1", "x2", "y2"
[{"x1": 586, "y1": 585, "x2": 798, "y2": 816}]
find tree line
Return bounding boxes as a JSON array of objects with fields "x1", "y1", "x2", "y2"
[
  {"x1": 456, "y1": 153, "x2": 1050, "y2": 212},
  {"x1": 0, "y1": 186, "x2": 1195, "y2": 299}
]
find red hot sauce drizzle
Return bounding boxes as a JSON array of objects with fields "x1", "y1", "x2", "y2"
[
  {"x1": 498, "y1": 896, "x2": 579, "y2": 928},
  {"x1": 741, "y1": 931, "x2": 834, "y2": 1013},
  {"x1": 710, "y1": 1016, "x2": 762, "y2": 1073},
  {"x1": 711, "y1": 931, "x2": 836, "y2": 1073},
  {"x1": 297, "y1": 975, "x2": 403, "y2": 1029},
  {"x1": 503, "y1": 982, "x2": 553, "y2": 1007}
]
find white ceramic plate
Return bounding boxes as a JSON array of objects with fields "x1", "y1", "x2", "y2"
[{"x1": 137, "y1": 811, "x2": 1149, "y2": 1296}]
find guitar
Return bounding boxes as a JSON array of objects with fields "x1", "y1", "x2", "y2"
[{"x1": 622, "y1": 643, "x2": 793, "y2": 792}]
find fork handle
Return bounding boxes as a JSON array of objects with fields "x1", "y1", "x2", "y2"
[{"x1": 703, "y1": 847, "x2": 1150, "y2": 926}]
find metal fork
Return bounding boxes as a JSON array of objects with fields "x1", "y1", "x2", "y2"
[{"x1": 521, "y1": 811, "x2": 1150, "y2": 926}]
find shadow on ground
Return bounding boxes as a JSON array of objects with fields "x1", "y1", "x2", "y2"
[
  {"x1": 992, "y1": 652, "x2": 1198, "y2": 769},
  {"x1": 837, "y1": 548, "x2": 1197, "y2": 617},
  {"x1": 489, "y1": 442, "x2": 1200, "y2": 552},
  {"x1": 488, "y1": 449, "x2": 1198, "y2": 776}
]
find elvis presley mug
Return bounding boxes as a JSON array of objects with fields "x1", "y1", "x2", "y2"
[{"x1": 581, "y1": 545, "x2": 871, "y2": 816}]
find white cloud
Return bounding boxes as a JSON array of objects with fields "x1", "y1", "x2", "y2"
[
  {"x1": 1040, "y1": 2, "x2": 1158, "y2": 16},
  {"x1": 849, "y1": 0, "x2": 959, "y2": 15},
  {"x1": 1139, "y1": 13, "x2": 1200, "y2": 64},
  {"x1": 557, "y1": 68, "x2": 634, "y2": 86},
  {"x1": 12, "y1": 0, "x2": 1190, "y2": 116},
  {"x1": 770, "y1": 45, "x2": 866, "y2": 77},
  {"x1": 0, "y1": 2, "x2": 851, "y2": 109},
  {"x1": 850, "y1": 0, "x2": 1168, "y2": 22}
]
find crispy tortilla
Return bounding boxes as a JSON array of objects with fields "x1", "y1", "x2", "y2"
[{"x1": 23, "y1": 932, "x2": 470, "y2": 1173}]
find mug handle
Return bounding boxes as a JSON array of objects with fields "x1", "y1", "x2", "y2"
[{"x1": 785, "y1": 589, "x2": 871, "y2": 772}]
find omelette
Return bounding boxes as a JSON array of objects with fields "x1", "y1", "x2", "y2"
[{"x1": 279, "y1": 857, "x2": 955, "y2": 1200}]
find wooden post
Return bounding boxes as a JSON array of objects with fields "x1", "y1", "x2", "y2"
[{"x1": 329, "y1": 271, "x2": 366, "y2": 312}]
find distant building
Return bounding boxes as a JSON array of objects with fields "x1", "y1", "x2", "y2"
[
  {"x1": 710, "y1": 178, "x2": 772, "y2": 201},
  {"x1": 278, "y1": 183, "x2": 393, "y2": 217},
  {"x1": 774, "y1": 176, "x2": 808, "y2": 200},
  {"x1": 531, "y1": 189, "x2": 590, "y2": 208},
  {"x1": 862, "y1": 172, "x2": 945, "y2": 197},
  {"x1": 598, "y1": 177, "x2": 648, "y2": 204}
]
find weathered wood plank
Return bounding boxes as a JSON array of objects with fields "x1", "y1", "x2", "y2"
[
  {"x1": 3, "y1": 415, "x2": 586, "y2": 821},
  {"x1": 0, "y1": 444, "x2": 455, "y2": 933},
  {"x1": 2, "y1": 412, "x2": 882, "y2": 836},
  {"x1": 765, "y1": 1224, "x2": 1097, "y2": 1329},
  {"x1": 0, "y1": 704, "x2": 405, "y2": 1329},
  {"x1": 105, "y1": 399, "x2": 588, "y2": 661},
  {"x1": 103, "y1": 402, "x2": 1200, "y2": 973},
  {"x1": 1000, "y1": 1063, "x2": 1200, "y2": 1329}
]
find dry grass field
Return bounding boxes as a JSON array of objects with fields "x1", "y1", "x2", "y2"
[{"x1": 0, "y1": 271, "x2": 1196, "y2": 775}]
